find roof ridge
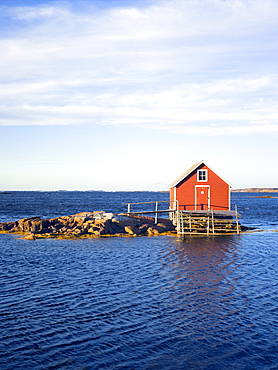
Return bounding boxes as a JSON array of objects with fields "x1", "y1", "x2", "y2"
[{"x1": 169, "y1": 161, "x2": 232, "y2": 188}]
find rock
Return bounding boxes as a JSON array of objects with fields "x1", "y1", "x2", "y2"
[
  {"x1": 138, "y1": 224, "x2": 151, "y2": 234},
  {"x1": 60, "y1": 226, "x2": 69, "y2": 233},
  {"x1": 97, "y1": 226, "x2": 107, "y2": 235},
  {"x1": 147, "y1": 225, "x2": 169, "y2": 235},
  {"x1": 58, "y1": 216, "x2": 73, "y2": 225},
  {"x1": 74, "y1": 216, "x2": 90, "y2": 224},
  {"x1": 30, "y1": 219, "x2": 49, "y2": 233},
  {"x1": 47, "y1": 218, "x2": 59, "y2": 226},
  {"x1": 92, "y1": 211, "x2": 106, "y2": 219},
  {"x1": 147, "y1": 227, "x2": 157, "y2": 235},
  {"x1": 118, "y1": 218, "x2": 138, "y2": 227},
  {"x1": 18, "y1": 217, "x2": 41, "y2": 232},
  {"x1": 104, "y1": 220, "x2": 125, "y2": 234},
  {"x1": 0, "y1": 221, "x2": 18, "y2": 231},
  {"x1": 102, "y1": 213, "x2": 114, "y2": 219},
  {"x1": 124, "y1": 225, "x2": 141, "y2": 235},
  {"x1": 83, "y1": 220, "x2": 94, "y2": 228},
  {"x1": 72, "y1": 228, "x2": 83, "y2": 235},
  {"x1": 24, "y1": 233, "x2": 36, "y2": 240},
  {"x1": 152, "y1": 224, "x2": 168, "y2": 233},
  {"x1": 87, "y1": 227, "x2": 97, "y2": 234},
  {"x1": 0, "y1": 212, "x2": 176, "y2": 238},
  {"x1": 156, "y1": 221, "x2": 175, "y2": 231},
  {"x1": 15, "y1": 217, "x2": 52, "y2": 234},
  {"x1": 91, "y1": 225, "x2": 106, "y2": 235},
  {"x1": 72, "y1": 212, "x2": 94, "y2": 218}
]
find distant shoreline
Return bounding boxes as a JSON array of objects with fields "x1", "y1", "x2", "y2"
[
  {"x1": 1, "y1": 189, "x2": 278, "y2": 194},
  {"x1": 232, "y1": 188, "x2": 278, "y2": 193}
]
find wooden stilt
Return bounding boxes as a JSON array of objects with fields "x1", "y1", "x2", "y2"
[
  {"x1": 154, "y1": 202, "x2": 158, "y2": 224},
  {"x1": 235, "y1": 205, "x2": 240, "y2": 235},
  {"x1": 181, "y1": 212, "x2": 184, "y2": 234},
  {"x1": 211, "y1": 210, "x2": 214, "y2": 235}
]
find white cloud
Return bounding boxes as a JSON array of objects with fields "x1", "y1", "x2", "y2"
[
  {"x1": 1, "y1": 0, "x2": 278, "y2": 135},
  {"x1": 11, "y1": 5, "x2": 69, "y2": 20}
]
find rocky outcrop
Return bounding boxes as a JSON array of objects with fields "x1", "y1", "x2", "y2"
[{"x1": 0, "y1": 211, "x2": 176, "y2": 239}]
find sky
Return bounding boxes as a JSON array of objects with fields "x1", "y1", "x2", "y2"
[{"x1": 0, "y1": 0, "x2": 278, "y2": 191}]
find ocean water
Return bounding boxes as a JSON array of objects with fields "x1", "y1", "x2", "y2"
[{"x1": 0, "y1": 191, "x2": 277, "y2": 369}]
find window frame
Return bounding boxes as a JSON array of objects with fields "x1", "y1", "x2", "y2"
[{"x1": 197, "y1": 169, "x2": 208, "y2": 182}]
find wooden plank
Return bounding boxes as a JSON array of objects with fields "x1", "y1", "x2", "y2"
[
  {"x1": 176, "y1": 209, "x2": 241, "y2": 235},
  {"x1": 119, "y1": 209, "x2": 172, "y2": 215},
  {"x1": 123, "y1": 201, "x2": 170, "y2": 205},
  {"x1": 176, "y1": 210, "x2": 240, "y2": 217}
]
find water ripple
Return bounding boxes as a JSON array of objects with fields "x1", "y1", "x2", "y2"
[{"x1": 1, "y1": 230, "x2": 278, "y2": 369}]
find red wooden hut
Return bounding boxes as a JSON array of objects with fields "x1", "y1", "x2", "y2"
[{"x1": 169, "y1": 160, "x2": 231, "y2": 211}]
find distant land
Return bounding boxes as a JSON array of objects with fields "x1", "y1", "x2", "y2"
[
  {"x1": 232, "y1": 188, "x2": 278, "y2": 192},
  {"x1": 1, "y1": 189, "x2": 278, "y2": 194}
]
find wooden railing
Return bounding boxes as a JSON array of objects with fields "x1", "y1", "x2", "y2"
[{"x1": 122, "y1": 200, "x2": 176, "y2": 224}]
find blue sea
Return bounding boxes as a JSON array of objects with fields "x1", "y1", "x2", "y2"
[{"x1": 0, "y1": 191, "x2": 277, "y2": 369}]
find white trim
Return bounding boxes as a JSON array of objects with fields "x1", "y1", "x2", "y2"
[
  {"x1": 169, "y1": 160, "x2": 232, "y2": 188},
  {"x1": 169, "y1": 187, "x2": 177, "y2": 210},
  {"x1": 195, "y1": 185, "x2": 210, "y2": 210},
  {"x1": 228, "y1": 187, "x2": 231, "y2": 211},
  {"x1": 197, "y1": 169, "x2": 208, "y2": 182}
]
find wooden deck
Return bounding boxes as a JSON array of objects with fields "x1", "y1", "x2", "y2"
[
  {"x1": 171, "y1": 209, "x2": 239, "y2": 217},
  {"x1": 172, "y1": 210, "x2": 241, "y2": 235},
  {"x1": 121, "y1": 201, "x2": 241, "y2": 235}
]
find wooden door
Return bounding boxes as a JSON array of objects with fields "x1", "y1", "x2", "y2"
[{"x1": 195, "y1": 186, "x2": 210, "y2": 210}]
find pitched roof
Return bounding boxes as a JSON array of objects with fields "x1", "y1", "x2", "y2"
[{"x1": 169, "y1": 160, "x2": 232, "y2": 188}]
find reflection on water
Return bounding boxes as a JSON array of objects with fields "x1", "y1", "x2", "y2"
[{"x1": 152, "y1": 234, "x2": 277, "y2": 369}]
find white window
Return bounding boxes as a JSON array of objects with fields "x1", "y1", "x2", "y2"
[{"x1": 197, "y1": 169, "x2": 208, "y2": 182}]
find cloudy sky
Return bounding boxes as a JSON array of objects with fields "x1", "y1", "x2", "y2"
[{"x1": 1, "y1": 0, "x2": 277, "y2": 190}]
